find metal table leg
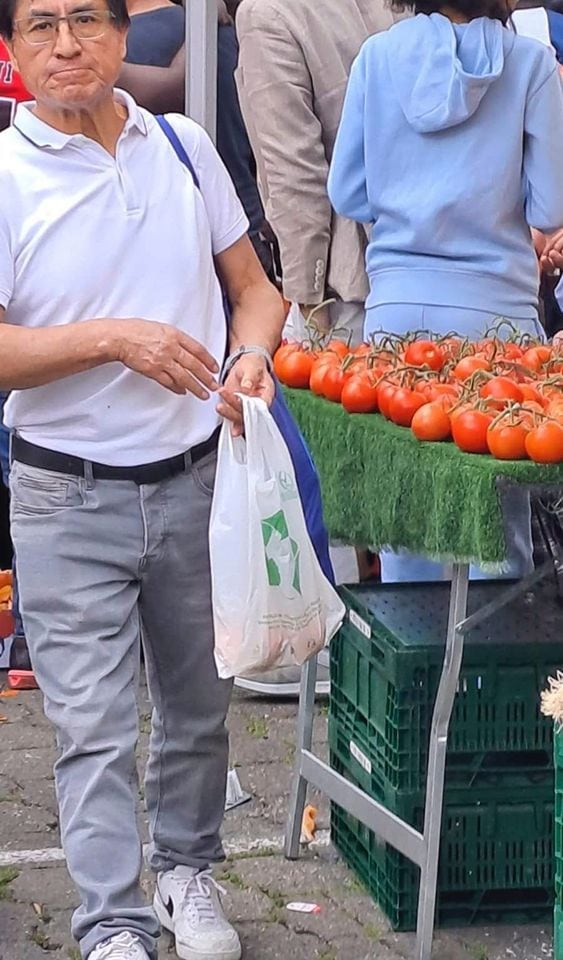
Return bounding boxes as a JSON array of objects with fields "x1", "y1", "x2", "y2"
[
  {"x1": 415, "y1": 563, "x2": 469, "y2": 960},
  {"x1": 285, "y1": 653, "x2": 319, "y2": 859},
  {"x1": 285, "y1": 559, "x2": 555, "y2": 960}
]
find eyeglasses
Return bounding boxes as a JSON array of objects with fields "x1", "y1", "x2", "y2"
[{"x1": 15, "y1": 9, "x2": 116, "y2": 45}]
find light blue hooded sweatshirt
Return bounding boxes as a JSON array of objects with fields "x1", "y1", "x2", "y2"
[{"x1": 328, "y1": 14, "x2": 563, "y2": 319}]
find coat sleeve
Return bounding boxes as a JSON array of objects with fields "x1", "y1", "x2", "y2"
[
  {"x1": 235, "y1": 0, "x2": 332, "y2": 305},
  {"x1": 327, "y1": 48, "x2": 372, "y2": 225},
  {"x1": 524, "y1": 50, "x2": 563, "y2": 233}
]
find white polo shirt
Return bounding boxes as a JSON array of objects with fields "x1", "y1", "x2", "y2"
[{"x1": 0, "y1": 90, "x2": 248, "y2": 465}]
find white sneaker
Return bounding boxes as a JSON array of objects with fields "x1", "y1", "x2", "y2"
[
  {"x1": 234, "y1": 661, "x2": 330, "y2": 697},
  {"x1": 154, "y1": 866, "x2": 242, "y2": 960},
  {"x1": 89, "y1": 932, "x2": 150, "y2": 959}
]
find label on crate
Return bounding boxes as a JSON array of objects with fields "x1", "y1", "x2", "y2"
[
  {"x1": 350, "y1": 739, "x2": 372, "y2": 775},
  {"x1": 349, "y1": 609, "x2": 371, "y2": 639}
]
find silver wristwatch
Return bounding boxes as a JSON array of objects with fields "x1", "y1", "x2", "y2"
[{"x1": 221, "y1": 345, "x2": 274, "y2": 382}]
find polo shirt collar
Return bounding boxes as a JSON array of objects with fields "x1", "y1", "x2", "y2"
[{"x1": 13, "y1": 87, "x2": 147, "y2": 150}]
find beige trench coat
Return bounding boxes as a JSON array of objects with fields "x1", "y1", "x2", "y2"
[{"x1": 235, "y1": 0, "x2": 401, "y2": 306}]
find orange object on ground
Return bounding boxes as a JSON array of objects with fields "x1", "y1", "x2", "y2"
[
  {"x1": 300, "y1": 804, "x2": 318, "y2": 844},
  {"x1": 0, "y1": 609, "x2": 14, "y2": 639}
]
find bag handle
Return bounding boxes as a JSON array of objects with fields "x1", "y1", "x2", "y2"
[{"x1": 241, "y1": 394, "x2": 287, "y2": 483}]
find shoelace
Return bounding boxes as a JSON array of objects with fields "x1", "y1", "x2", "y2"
[
  {"x1": 174, "y1": 869, "x2": 227, "y2": 923},
  {"x1": 93, "y1": 931, "x2": 142, "y2": 959}
]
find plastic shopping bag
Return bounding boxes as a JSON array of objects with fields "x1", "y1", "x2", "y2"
[
  {"x1": 209, "y1": 395, "x2": 345, "y2": 679},
  {"x1": 271, "y1": 381, "x2": 334, "y2": 584}
]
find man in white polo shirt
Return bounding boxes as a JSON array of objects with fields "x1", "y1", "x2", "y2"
[{"x1": 0, "y1": 0, "x2": 284, "y2": 958}]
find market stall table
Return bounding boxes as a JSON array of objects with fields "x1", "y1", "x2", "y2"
[{"x1": 282, "y1": 387, "x2": 563, "y2": 960}]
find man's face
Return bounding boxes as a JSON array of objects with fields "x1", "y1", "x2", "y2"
[{"x1": 7, "y1": 0, "x2": 127, "y2": 111}]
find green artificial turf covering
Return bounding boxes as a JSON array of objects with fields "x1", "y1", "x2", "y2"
[{"x1": 283, "y1": 387, "x2": 563, "y2": 565}]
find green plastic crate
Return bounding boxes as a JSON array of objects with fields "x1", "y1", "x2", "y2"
[
  {"x1": 330, "y1": 716, "x2": 554, "y2": 931},
  {"x1": 555, "y1": 732, "x2": 563, "y2": 958},
  {"x1": 555, "y1": 905, "x2": 563, "y2": 960},
  {"x1": 332, "y1": 581, "x2": 563, "y2": 793}
]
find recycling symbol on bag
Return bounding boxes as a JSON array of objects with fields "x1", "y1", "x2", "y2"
[{"x1": 261, "y1": 509, "x2": 302, "y2": 599}]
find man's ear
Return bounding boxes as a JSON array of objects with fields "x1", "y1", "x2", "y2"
[{"x1": 119, "y1": 26, "x2": 128, "y2": 62}]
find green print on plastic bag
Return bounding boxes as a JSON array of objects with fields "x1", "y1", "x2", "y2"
[{"x1": 261, "y1": 509, "x2": 302, "y2": 598}]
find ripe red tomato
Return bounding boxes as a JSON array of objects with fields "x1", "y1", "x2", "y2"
[
  {"x1": 525, "y1": 421, "x2": 563, "y2": 463},
  {"x1": 322, "y1": 364, "x2": 346, "y2": 403},
  {"x1": 341, "y1": 376, "x2": 379, "y2": 414},
  {"x1": 404, "y1": 340, "x2": 445, "y2": 371},
  {"x1": 475, "y1": 339, "x2": 498, "y2": 361},
  {"x1": 427, "y1": 383, "x2": 460, "y2": 408},
  {"x1": 546, "y1": 398, "x2": 563, "y2": 419},
  {"x1": 314, "y1": 348, "x2": 342, "y2": 367},
  {"x1": 343, "y1": 355, "x2": 368, "y2": 380},
  {"x1": 521, "y1": 346, "x2": 551, "y2": 373},
  {"x1": 453, "y1": 356, "x2": 491, "y2": 381},
  {"x1": 388, "y1": 388, "x2": 426, "y2": 427},
  {"x1": 309, "y1": 358, "x2": 334, "y2": 396},
  {"x1": 377, "y1": 381, "x2": 398, "y2": 419},
  {"x1": 480, "y1": 376, "x2": 524, "y2": 409},
  {"x1": 414, "y1": 380, "x2": 435, "y2": 400},
  {"x1": 451, "y1": 410, "x2": 493, "y2": 454},
  {"x1": 502, "y1": 342, "x2": 524, "y2": 361},
  {"x1": 440, "y1": 337, "x2": 463, "y2": 360},
  {"x1": 487, "y1": 422, "x2": 529, "y2": 460},
  {"x1": 273, "y1": 342, "x2": 300, "y2": 379},
  {"x1": 411, "y1": 402, "x2": 451, "y2": 441},
  {"x1": 519, "y1": 383, "x2": 546, "y2": 406},
  {"x1": 275, "y1": 349, "x2": 315, "y2": 388},
  {"x1": 354, "y1": 343, "x2": 372, "y2": 358},
  {"x1": 327, "y1": 340, "x2": 351, "y2": 359}
]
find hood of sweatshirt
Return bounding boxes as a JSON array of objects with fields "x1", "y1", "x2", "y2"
[{"x1": 388, "y1": 13, "x2": 512, "y2": 133}]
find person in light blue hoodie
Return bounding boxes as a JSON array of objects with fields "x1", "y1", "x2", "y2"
[
  {"x1": 328, "y1": 0, "x2": 563, "y2": 582},
  {"x1": 328, "y1": 0, "x2": 563, "y2": 342}
]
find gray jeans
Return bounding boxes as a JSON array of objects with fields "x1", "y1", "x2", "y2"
[{"x1": 10, "y1": 450, "x2": 232, "y2": 960}]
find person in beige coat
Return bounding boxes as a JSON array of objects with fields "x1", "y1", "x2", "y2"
[
  {"x1": 233, "y1": 0, "x2": 395, "y2": 698},
  {"x1": 235, "y1": 0, "x2": 400, "y2": 345}
]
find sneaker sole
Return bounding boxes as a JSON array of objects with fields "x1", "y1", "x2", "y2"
[
  {"x1": 154, "y1": 891, "x2": 242, "y2": 960},
  {"x1": 233, "y1": 677, "x2": 330, "y2": 697}
]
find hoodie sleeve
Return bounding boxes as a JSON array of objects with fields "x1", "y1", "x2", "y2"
[
  {"x1": 328, "y1": 48, "x2": 372, "y2": 224},
  {"x1": 523, "y1": 56, "x2": 563, "y2": 233}
]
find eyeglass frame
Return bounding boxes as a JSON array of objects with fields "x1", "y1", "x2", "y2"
[{"x1": 13, "y1": 9, "x2": 118, "y2": 46}]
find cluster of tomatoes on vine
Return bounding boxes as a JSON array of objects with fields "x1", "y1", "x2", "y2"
[{"x1": 273, "y1": 327, "x2": 563, "y2": 464}]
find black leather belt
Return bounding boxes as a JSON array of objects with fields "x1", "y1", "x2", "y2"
[{"x1": 11, "y1": 428, "x2": 220, "y2": 485}]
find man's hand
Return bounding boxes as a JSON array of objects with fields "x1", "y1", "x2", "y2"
[
  {"x1": 541, "y1": 228, "x2": 563, "y2": 273},
  {"x1": 532, "y1": 228, "x2": 546, "y2": 260},
  {"x1": 114, "y1": 319, "x2": 219, "y2": 398},
  {"x1": 217, "y1": 0, "x2": 233, "y2": 24},
  {"x1": 217, "y1": 353, "x2": 275, "y2": 436}
]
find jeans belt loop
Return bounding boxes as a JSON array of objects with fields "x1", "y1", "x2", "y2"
[{"x1": 83, "y1": 459, "x2": 95, "y2": 490}]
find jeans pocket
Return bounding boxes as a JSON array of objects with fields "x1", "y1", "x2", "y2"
[
  {"x1": 192, "y1": 451, "x2": 217, "y2": 498},
  {"x1": 10, "y1": 462, "x2": 84, "y2": 517}
]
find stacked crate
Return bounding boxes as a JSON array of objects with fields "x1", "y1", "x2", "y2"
[
  {"x1": 554, "y1": 733, "x2": 563, "y2": 956},
  {"x1": 329, "y1": 579, "x2": 563, "y2": 930}
]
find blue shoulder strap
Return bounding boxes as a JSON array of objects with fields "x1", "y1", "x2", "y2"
[
  {"x1": 156, "y1": 115, "x2": 200, "y2": 190},
  {"x1": 157, "y1": 114, "x2": 232, "y2": 322}
]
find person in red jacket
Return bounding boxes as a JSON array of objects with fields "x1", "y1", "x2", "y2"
[
  {"x1": 0, "y1": 43, "x2": 36, "y2": 690},
  {"x1": 0, "y1": 39, "x2": 29, "y2": 130}
]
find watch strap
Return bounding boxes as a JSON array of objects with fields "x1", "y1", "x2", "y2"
[{"x1": 221, "y1": 345, "x2": 273, "y2": 383}]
